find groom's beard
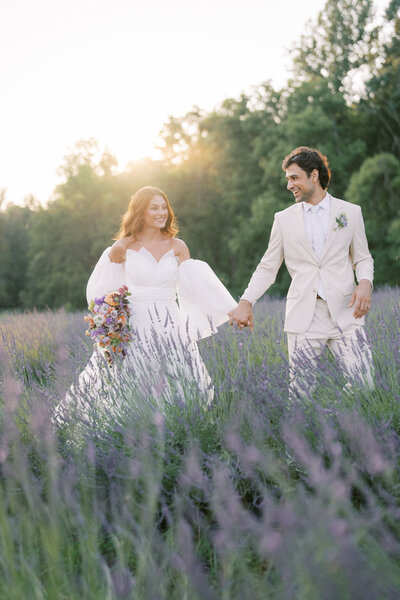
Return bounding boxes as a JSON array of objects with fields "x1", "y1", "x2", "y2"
[{"x1": 293, "y1": 186, "x2": 315, "y2": 203}]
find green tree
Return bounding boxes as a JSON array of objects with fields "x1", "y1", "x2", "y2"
[
  {"x1": 253, "y1": 78, "x2": 367, "y2": 197},
  {"x1": 346, "y1": 152, "x2": 400, "y2": 285},
  {"x1": 362, "y1": 0, "x2": 400, "y2": 157},
  {"x1": 24, "y1": 141, "x2": 125, "y2": 310},
  {"x1": 0, "y1": 198, "x2": 33, "y2": 310},
  {"x1": 291, "y1": 0, "x2": 379, "y2": 94}
]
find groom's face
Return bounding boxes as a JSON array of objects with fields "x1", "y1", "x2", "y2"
[{"x1": 285, "y1": 163, "x2": 317, "y2": 203}]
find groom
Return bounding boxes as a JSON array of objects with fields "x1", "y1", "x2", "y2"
[{"x1": 229, "y1": 146, "x2": 374, "y2": 393}]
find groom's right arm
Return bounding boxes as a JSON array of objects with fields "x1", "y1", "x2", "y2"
[
  {"x1": 229, "y1": 215, "x2": 284, "y2": 327},
  {"x1": 241, "y1": 215, "x2": 284, "y2": 305}
]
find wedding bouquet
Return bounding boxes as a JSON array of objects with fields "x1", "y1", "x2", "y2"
[{"x1": 84, "y1": 285, "x2": 133, "y2": 365}]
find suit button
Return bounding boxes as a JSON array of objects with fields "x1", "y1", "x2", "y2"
[
  {"x1": 313, "y1": 288, "x2": 317, "y2": 292},
  {"x1": 318, "y1": 265, "x2": 322, "y2": 270}
]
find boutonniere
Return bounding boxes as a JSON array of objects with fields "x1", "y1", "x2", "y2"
[{"x1": 334, "y1": 212, "x2": 348, "y2": 231}]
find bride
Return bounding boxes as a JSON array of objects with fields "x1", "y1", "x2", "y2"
[{"x1": 56, "y1": 186, "x2": 237, "y2": 421}]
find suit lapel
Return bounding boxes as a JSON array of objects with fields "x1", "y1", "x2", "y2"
[{"x1": 320, "y1": 195, "x2": 341, "y2": 260}]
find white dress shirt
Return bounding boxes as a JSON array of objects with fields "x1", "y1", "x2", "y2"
[{"x1": 303, "y1": 193, "x2": 331, "y2": 300}]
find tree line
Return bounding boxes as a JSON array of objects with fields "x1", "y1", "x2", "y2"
[{"x1": 1, "y1": 0, "x2": 399, "y2": 311}]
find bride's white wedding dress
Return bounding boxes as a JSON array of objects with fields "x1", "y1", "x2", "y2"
[{"x1": 56, "y1": 246, "x2": 237, "y2": 420}]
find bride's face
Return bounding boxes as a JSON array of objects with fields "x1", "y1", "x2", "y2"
[{"x1": 143, "y1": 195, "x2": 169, "y2": 230}]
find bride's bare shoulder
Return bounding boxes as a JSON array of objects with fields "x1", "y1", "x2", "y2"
[
  {"x1": 109, "y1": 237, "x2": 130, "y2": 263},
  {"x1": 172, "y1": 238, "x2": 190, "y2": 262}
]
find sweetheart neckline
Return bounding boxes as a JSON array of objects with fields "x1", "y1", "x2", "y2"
[{"x1": 126, "y1": 246, "x2": 177, "y2": 264}]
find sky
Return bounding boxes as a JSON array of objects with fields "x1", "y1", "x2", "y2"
[{"x1": 0, "y1": 0, "x2": 387, "y2": 205}]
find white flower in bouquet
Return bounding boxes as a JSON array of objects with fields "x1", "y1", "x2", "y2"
[{"x1": 93, "y1": 314, "x2": 105, "y2": 326}]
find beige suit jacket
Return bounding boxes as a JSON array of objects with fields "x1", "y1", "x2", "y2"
[{"x1": 241, "y1": 196, "x2": 374, "y2": 333}]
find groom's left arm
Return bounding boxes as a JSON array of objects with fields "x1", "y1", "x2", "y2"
[{"x1": 349, "y1": 206, "x2": 374, "y2": 318}]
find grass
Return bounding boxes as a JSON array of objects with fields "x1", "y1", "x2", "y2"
[{"x1": 0, "y1": 287, "x2": 399, "y2": 599}]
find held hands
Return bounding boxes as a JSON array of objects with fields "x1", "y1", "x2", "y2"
[
  {"x1": 228, "y1": 299, "x2": 254, "y2": 331},
  {"x1": 349, "y1": 279, "x2": 372, "y2": 319}
]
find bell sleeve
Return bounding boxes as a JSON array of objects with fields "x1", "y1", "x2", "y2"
[
  {"x1": 86, "y1": 247, "x2": 126, "y2": 305},
  {"x1": 177, "y1": 259, "x2": 237, "y2": 340}
]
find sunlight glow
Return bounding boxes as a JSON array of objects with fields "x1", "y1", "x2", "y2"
[{"x1": 0, "y1": 0, "x2": 388, "y2": 206}]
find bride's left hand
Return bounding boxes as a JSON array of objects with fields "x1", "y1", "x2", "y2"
[{"x1": 228, "y1": 300, "x2": 254, "y2": 331}]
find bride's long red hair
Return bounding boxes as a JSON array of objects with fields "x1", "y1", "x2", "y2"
[{"x1": 115, "y1": 186, "x2": 179, "y2": 240}]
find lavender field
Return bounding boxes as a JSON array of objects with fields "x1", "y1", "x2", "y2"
[{"x1": 0, "y1": 288, "x2": 400, "y2": 599}]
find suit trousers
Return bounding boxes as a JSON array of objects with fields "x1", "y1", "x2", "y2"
[{"x1": 286, "y1": 299, "x2": 374, "y2": 397}]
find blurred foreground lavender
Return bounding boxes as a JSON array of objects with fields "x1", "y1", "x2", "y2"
[{"x1": 0, "y1": 288, "x2": 400, "y2": 599}]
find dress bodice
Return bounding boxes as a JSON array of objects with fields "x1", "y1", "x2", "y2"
[
  {"x1": 125, "y1": 247, "x2": 179, "y2": 290},
  {"x1": 86, "y1": 245, "x2": 237, "y2": 340}
]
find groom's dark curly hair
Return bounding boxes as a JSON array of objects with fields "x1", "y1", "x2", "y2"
[{"x1": 282, "y1": 146, "x2": 331, "y2": 190}]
